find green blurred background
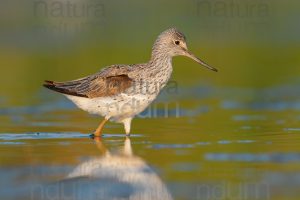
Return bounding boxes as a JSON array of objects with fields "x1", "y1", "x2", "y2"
[
  {"x1": 0, "y1": 0, "x2": 299, "y2": 106},
  {"x1": 1, "y1": 1, "x2": 300, "y2": 199}
]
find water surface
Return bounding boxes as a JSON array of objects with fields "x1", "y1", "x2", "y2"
[
  {"x1": 1, "y1": 84, "x2": 300, "y2": 200},
  {"x1": 1, "y1": 1, "x2": 300, "y2": 199}
]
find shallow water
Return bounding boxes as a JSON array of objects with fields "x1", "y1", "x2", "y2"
[
  {"x1": 1, "y1": 0, "x2": 300, "y2": 199},
  {"x1": 1, "y1": 84, "x2": 300, "y2": 200}
]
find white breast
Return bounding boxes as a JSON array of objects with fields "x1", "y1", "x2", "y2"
[{"x1": 65, "y1": 93, "x2": 156, "y2": 122}]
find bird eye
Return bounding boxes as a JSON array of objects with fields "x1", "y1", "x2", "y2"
[{"x1": 175, "y1": 40, "x2": 180, "y2": 45}]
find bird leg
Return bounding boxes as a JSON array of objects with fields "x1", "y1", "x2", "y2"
[
  {"x1": 94, "y1": 118, "x2": 109, "y2": 137},
  {"x1": 94, "y1": 138, "x2": 108, "y2": 154},
  {"x1": 123, "y1": 118, "x2": 132, "y2": 137}
]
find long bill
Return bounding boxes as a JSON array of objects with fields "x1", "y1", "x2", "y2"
[{"x1": 184, "y1": 50, "x2": 218, "y2": 72}]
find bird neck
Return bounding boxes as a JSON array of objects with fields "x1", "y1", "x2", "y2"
[
  {"x1": 147, "y1": 48, "x2": 173, "y2": 85},
  {"x1": 149, "y1": 43, "x2": 173, "y2": 71},
  {"x1": 149, "y1": 52, "x2": 172, "y2": 68},
  {"x1": 149, "y1": 37, "x2": 173, "y2": 65}
]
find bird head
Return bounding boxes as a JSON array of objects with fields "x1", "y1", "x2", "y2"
[{"x1": 152, "y1": 28, "x2": 218, "y2": 72}]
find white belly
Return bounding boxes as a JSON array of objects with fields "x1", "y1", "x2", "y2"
[{"x1": 65, "y1": 93, "x2": 156, "y2": 122}]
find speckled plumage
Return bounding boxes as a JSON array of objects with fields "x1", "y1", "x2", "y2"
[{"x1": 43, "y1": 28, "x2": 217, "y2": 136}]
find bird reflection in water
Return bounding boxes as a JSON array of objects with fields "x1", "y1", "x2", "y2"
[{"x1": 57, "y1": 137, "x2": 173, "y2": 200}]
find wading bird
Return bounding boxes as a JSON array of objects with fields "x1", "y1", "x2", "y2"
[{"x1": 43, "y1": 28, "x2": 218, "y2": 137}]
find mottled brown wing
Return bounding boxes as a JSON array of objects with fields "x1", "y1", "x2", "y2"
[
  {"x1": 82, "y1": 74, "x2": 133, "y2": 98},
  {"x1": 44, "y1": 73, "x2": 133, "y2": 98}
]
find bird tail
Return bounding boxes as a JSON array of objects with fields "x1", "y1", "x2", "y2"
[
  {"x1": 43, "y1": 80, "x2": 66, "y2": 94},
  {"x1": 43, "y1": 80, "x2": 87, "y2": 97}
]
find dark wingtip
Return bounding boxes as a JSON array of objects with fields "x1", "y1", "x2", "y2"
[
  {"x1": 44, "y1": 80, "x2": 54, "y2": 84},
  {"x1": 43, "y1": 80, "x2": 88, "y2": 98},
  {"x1": 43, "y1": 80, "x2": 55, "y2": 89}
]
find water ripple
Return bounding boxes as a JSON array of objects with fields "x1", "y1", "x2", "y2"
[
  {"x1": 205, "y1": 153, "x2": 300, "y2": 163},
  {"x1": 0, "y1": 132, "x2": 142, "y2": 141},
  {"x1": 149, "y1": 144, "x2": 194, "y2": 149}
]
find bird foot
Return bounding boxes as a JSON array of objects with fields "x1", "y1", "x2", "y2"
[{"x1": 89, "y1": 133, "x2": 102, "y2": 139}]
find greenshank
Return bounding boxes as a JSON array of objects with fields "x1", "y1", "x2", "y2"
[{"x1": 43, "y1": 28, "x2": 218, "y2": 137}]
